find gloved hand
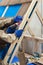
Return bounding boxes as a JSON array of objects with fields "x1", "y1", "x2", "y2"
[
  {"x1": 15, "y1": 29, "x2": 23, "y2": 38},
  {"x1": 13, "y1": 16, "x2": 23, "y2": 23}
]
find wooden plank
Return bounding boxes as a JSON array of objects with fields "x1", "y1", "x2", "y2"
[
  {"x1": 17, "y1": 3, "x2": 31, "y2": 16},
  {"x1": 34, "y1": 40, "x2": 39, "y2": 53},
  {"x1": 0, "y1": 0, "x2": 32, "y2": 6},
  {"x1": 19, "y1": 0, "x2": 38, "y2": 29},
  {"x1": 27, "y1": 25, "x2": 35, "y2": 36},
  {"x1": 24, "y1": 35, "x2": 43, "y2": 42},
  {"x1": 18, "y1": 52, "x2": 26, "y2": 65},
  {"x1": 0, "y1": 0, "x2": 10, "y2": 6},
  {"x1": 35, "y1": 9, "x2": 43, "y2": 24},
  {"x1": 9, "y1": 0, "x2": 31, "y2": 6}
]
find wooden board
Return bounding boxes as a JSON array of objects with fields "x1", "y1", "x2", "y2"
[
  {"x1": 24, "y1": 35, "x2": 43, "y2": 42},
  {"x1": 35, "y1": 9, "x2": 43, "y2": 24},
  {"x1": 0, "y1": 0, "x2": 32, "y2": 6},
  {"x1": 18, "y1": 52, "x2": 26, "y2": 65},
  {"x1": 17, "y1": 3, "x2": 31, "y2": 16}
]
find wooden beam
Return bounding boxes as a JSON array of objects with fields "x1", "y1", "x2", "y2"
[
  {"x1": 34, "y1": 40, "x2": 39, "y2": 53},
  {"x1": 27, "y1": 25, "x2": 35, "y2": 36},
  {"x1": 24, "y1": 35, "x2": 43, "y2": 42},
  {"x1": 0, "y1": 0, "x2": 32, "y2": 6},
  {"x1": 19, "y1": 0, "x2": 38, "y2": 29},
  {"x1": 9, "y1": 0, "x2": 31, "y2": 6},
  {"x1": 35, "y1": 9, "x2": 43, "y2": 24},
  {"x1": 0, "y1": 0, "x2": 10, "y2": 6},
  {"x1": 17, "y1": 3, "x2": 31, "y2": 16}
]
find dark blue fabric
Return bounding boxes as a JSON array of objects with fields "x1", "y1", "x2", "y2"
[
  {"x1": 6, "y1": 25, "x2": 16, "y2": 34},
  {"x1": 27, "y1": 63, "x2": 36, "y2": 65},
  {"x1": 15, "y1": 29, "x2": 23, "y2": 38},
  {"x1": 0, "y1": 44, "x2": 10, "y2": 60},
  {"x1": 6, "y1": 16, "x2": 23, "y2": 34},
  {"x1": 14, "y1": 16, "x2": 23, "y2": 23}
]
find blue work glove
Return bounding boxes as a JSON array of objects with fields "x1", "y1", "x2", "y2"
[
  {"x1": 13, "y1": 16, "x2": 23, "y2": 23},
  {"x1": 15, "y1": 29, "x2": 23, "y2": 38}
]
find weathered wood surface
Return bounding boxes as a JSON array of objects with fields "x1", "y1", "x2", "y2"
[
  {"x1": 18, "y1": 52, "x2": 26, "y2": 65},
  {"x1": 17, "y1": 3, "x2": 31, "y2": 16},
  {"x1": 0, "y1": 0, "x2": 32, "y2": 6},
  {"x1": 35, "y1": 9, "x2": 43, "y2": 24},
  {"x1": 24, "y1": 35, "x2": 43, "y2": 42}
]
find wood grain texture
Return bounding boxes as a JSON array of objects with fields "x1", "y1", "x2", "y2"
[
  {"x1": 35, "y1": 9, "x2": 43, "y2": 24},
  {"x1": 0, "y1": 0, "x2": 32, "y2": 6},
  {"x1": 17, "y1": 3, "x2": 31, "y2": 16}
]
